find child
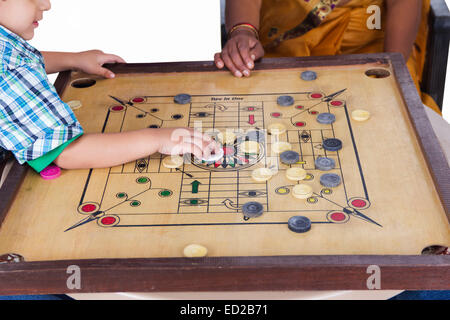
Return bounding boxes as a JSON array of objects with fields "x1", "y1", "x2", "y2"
[{"x1": 0, "y1": 0, "x2": 219, "y2": 173}]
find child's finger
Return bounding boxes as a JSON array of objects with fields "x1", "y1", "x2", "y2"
[
  {"x1": 180, "y1": 142, "x2": 204, "y2": 160},
  {"x1": 94, "y1": 66, "x2": 116, "y2": 79},
  {"x1": 103, "y1": 54, "x2": 126, "y2": 64}
]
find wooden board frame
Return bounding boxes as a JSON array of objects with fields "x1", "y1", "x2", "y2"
[{"x1": 0, "y1": 53, "x2": 448, "y2": 294}]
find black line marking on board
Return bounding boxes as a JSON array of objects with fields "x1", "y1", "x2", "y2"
[
  {"x1": 99, "y1": 168, "x2": 112, "y2": 209},
  {"x1": 79, "y1": 169, "x2": 93, "y2": 206},
  {"x1": 114, "y1": 221, "x2": 331, "y2": 228},
  {"x1": 79, "y1": 108, "x2": 111, "y2": 206},
  {"x1": 101, "y1": 109, "x2": 111, "y2": 133},
  {"x1": 175, "y1": 168, "x2": 193, "y2": 178},
  {"x1": 343, "y1": 103, "x2": 369, "y2": 200}
]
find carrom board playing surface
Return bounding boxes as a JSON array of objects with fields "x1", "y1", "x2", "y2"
[{"x1": 0, "y1": 54, "x2": 449, "y2": 293}]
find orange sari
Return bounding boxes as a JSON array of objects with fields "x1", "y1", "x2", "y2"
[{"x1": 259, "y1": 0, "x2": 441, "y2": 114}]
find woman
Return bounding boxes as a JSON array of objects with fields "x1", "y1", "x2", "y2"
[{"x1": 215, "y1": 0, "x2": 440, "y2": 114}]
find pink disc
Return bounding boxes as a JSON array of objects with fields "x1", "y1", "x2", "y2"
[
  {"x1": 310, "y1": 111, "x2": 318, "y2": 115},
  {"x1": 296, "y1": 105, "x2": 304, "y2": 109},
  {"x1": 311, "y1": 93, "x2": 323, "y2": 99},
  {"x1": 271, "y1": 112, "x2": 281, "y2": 118},
  {"x1": 40, "y1": 165, "x2": 61, "y2": 180},
  {"x1": 295, "y1": 122, "x2": 306, "y2": 127}
]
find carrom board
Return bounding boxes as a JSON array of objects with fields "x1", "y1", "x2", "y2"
[{"x1": 0, "y1": 54, "x2": 449, "y2": 294}]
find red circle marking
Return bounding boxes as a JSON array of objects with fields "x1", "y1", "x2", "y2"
[
  {"x1": 111, "y1": 105, "x2": 124, "y2": 111},
  {"x1": 101, "y1": 216, "x2": 116, "y2": 225},
  {"x1": 311, "y1": 93, "x2": 323, "y2": 99},
  {"x1": 351, "y1": 199, "x2": 367, "y2": 208},
  {"x1": 330, "y1": 212, "x2": 346, "y2": 222},
  {"x1": 132, "y1": 97, "x2": 144, "y2": 103},
  {"x1": 295, "y1": 122, "x2": 306, "y2": 127},
  {"x1": 248, "y1": 107, "x2": 255, "y2": 111},
  {"x1": 296, "y1": 105, "x2": 304, "y2": 109},
  {"x1": 331, "y1": 100, "x2": 343, "y2": 106},
  {"x1": 310, "y1": 111, "x2": 318, "y2": 115},
  {"x1": 81, "y1": 204, "x2": 97, "y2": 213},
  {"x1": 271, "y1": 112, "x2": 281, "y2": 118}
]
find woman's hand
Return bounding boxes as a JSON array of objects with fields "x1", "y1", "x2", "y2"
[{"x1": 214, "y1": 29, "x2": 264, "y2": 78}]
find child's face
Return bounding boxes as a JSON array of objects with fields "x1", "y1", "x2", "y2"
[{"x1": 0, "y1": 0, "x2": 51, "y2": 40}]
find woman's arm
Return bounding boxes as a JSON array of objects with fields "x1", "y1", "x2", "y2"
[
  {"x1": 215, "y1": 0, "x2": 264, "y2": 77},
  {"x1": 384, "y1": 0, "x2": 422, "y2": 60}
]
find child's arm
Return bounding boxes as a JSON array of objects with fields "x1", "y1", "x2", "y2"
[
  {"x1": 54, "y1": 128, "x2": 219, "y2": 170},
  {"x1": 41, "y1": 50, "x2": 126, "y2": 78},
  {"x1": 385, "y1": 0, "x2": 422, "y2": 60}
]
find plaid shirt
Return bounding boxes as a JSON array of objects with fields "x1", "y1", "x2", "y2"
[{"x1": 0, "y1": 25, "x2": 83, "y2": 164}]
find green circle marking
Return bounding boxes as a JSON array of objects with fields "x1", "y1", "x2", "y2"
[
  {"x1": 136, "y1": 177, "x2": 150, "y2": 184},
  {"x1": 159, "y1": 190, "x2": 173, "y2": 197},
  {"x1": 116, "y1": 192, "x2": 127, "y2": 199},
  {"x1": 130, "y1": 200, "x2": 141, "y2": 207}
]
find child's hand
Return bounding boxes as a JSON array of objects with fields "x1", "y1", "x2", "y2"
[
  {"x1": 74, "y1": 50, "x2": 126, "y2": 79},
  {"x1": 153, "y1": 128, "x2": 222, "y2": 160}
]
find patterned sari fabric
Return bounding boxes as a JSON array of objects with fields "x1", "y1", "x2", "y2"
[{"x1": 259, "y1": 0, "x2": 441, "y2": 114}]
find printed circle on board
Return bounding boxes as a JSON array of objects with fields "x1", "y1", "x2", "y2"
[
  {"x1": 78, "y1": 202, "x2": 100, "y2": 215},
  {"x1": 326, "y1": 211, "x2": 350, "y2": 224},
  {"x1": 110, "y1": 105, "x2": 126, "y2": 112},
  {"x1": 132, "y1": 97, "x2": 146, "y2": 103},
  {"x1": 116, "y1": 192, "x2": 128, "y2": 199},
  {"x1": 275, "y1": 186, "x2": 290, "y2": 195},
  {"x1": 158, "y1": 190, "x2": 173, "y2": 198},
  {"x1": 271, "y1": 112, "x2": 282, "y2": 118},
  {"x1": 309, "y1": 92, "x2": 324, "y2": 99},
  {"x1": 329, "y1": 100, "x2": 344, "y2": 107},
  {"x1": 348, "y1": 197, "x2": 371, "y2": 210},
  {"x1": 97, "y1": 215, "x2": 120, "y2": 227},
  {"x1": 136, "y1": 176, "x2": 151, "y2": 184},
  {"x1": 129, "y1": 200, "x2": 141, "y2": 207},
  {"x1": 307, "y1": 197, "x2": 318, "y2": 204}
]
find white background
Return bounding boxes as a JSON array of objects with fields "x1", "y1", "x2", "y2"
[{"x1": 30, "y1": 0, "x2": 449, "y2": 121}]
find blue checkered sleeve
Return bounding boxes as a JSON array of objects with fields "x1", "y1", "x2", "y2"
[{"x1": 0, "y1": 60, "x2": 83, "y2": 164}]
